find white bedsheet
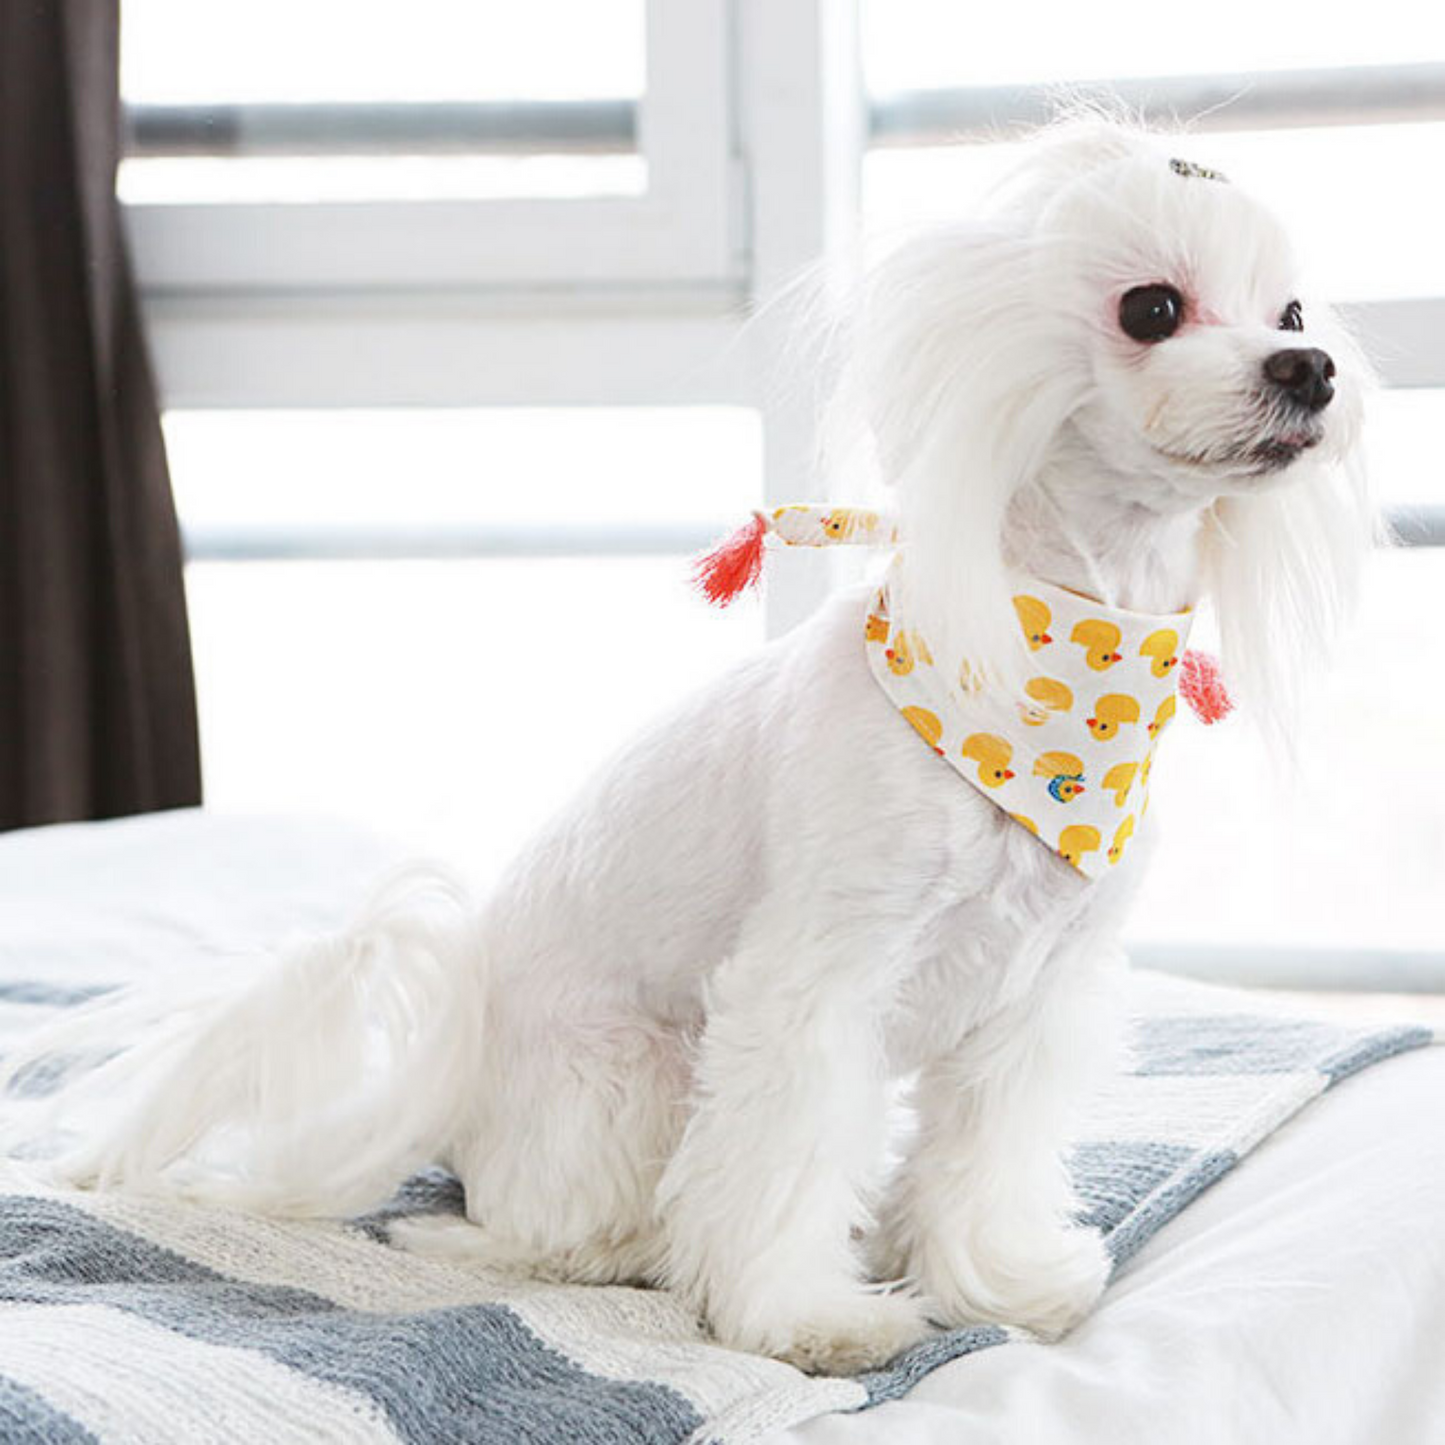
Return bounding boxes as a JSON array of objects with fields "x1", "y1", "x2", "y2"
[
  {"x1": 2, "y1": 809, "x2": 1442, "y2": 1445},
  {"x1": 784, "y1": 1031, "x2": 1445, "y2": 1442},
  {"x1": 0, "y1": 808, "x2": 405, "y2": 986}
]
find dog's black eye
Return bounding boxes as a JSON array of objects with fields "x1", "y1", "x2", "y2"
[
  {"x1": 1119, "y1": 285, "x2": 1184, "y2": 342},
  {"x1": 1278, "y1": 299, "x2": 1304, "y2": 332}
]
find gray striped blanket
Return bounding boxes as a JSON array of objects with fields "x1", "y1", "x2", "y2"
[{"x1": 0, "y1": 971, "x2": 1433, "y2": 1445}]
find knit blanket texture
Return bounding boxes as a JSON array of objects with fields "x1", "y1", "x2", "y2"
[{"x1": 0, "y1": 971, "x2": 1432, "y2": 1444}]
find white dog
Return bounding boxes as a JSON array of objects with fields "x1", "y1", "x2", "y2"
[{"x1": 2, "y1": 119, "x2": 1372, "y2": 1376}]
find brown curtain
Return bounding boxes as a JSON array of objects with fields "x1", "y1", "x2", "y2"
[{"x1": 0, "y1": 0, "x2": 201, "y2": 830}]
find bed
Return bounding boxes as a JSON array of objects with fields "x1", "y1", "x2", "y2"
[{"x1": 1, "y1": 809, "x2": 1441, "y2": 1444}]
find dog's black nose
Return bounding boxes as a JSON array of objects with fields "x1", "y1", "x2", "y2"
[{"x1": 1263, "y1": 347, "x2": 1335, "y2": 412}]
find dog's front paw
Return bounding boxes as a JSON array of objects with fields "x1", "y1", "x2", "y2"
[
  {"x1": 920, "y1": 1222, "x2": 1110, "y2": 1342},
  {"x1": 719, "y1": 1289, "x2": 934, "y2": 1376}
]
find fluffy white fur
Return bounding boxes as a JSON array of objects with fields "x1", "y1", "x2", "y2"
[{"x1": 0, "y1": 120, "x2": 1373, "y2": 1375}]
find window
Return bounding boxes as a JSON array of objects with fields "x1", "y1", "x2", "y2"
[
  {"x1": 169, "y1": 408, "x2": 761, "y2": 873},
  {"x1": 122, "y1": 3, "x2": 853, "y2": 864},
  {"x1": 122, "y1": 0, "x2": 733, "y2": 291},
  {"x1": 126, "y1": 3, "x2": 1442, "y2": 986}
]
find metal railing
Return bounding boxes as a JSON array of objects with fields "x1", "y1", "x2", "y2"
[
  {"x1": 181, "y1": 519, "x2": 722, "y2": 563},
  {"x1": 180, "y1": 506, "x2": 1441, "y2": 564},
  {"x1": 870, "y1": 62, "x2": 1445, "y2": 144},
  {"x1": 126, "y1": 99, "x2": 635, "y2": 158},
  {"x1": 1389, "y1": 505, "x2": 1445, "y2": 547},
  {"x1": 124, "y1": 61, "x2": 1445, "y2": 160},
  {"x1": 1131, "y1": 942, "x2": 1445, "y2": 994}
]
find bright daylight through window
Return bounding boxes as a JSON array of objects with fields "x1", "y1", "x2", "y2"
[{"x1": 121, "y1": 0, "x2": 1445, "y2": 980}]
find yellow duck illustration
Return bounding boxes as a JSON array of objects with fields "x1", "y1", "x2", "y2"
[
  {"x1": 1033, "y1": 750, "x2": 1086, "y2": 802},
  {"x1": 901, "y1": 706, "x2": 944, "y2": 755},
  {"x1": 820, "y1": 509, "x2": 859, "y2": 540},
  {"x1": 1140, "y1": 628, "x2": 1181, "y2": 678},
  {"x1": 865, "y1": 612, "x2": 889, "y2": 644},
  {"x1": 1011, "y1": 813, "x2": 1039, "y2": 835},
  {"x1": 1021, "y1": 676, "x2": 1073, "y2": 726},
  {"x1": 1108, "y1": 814, "x2": 1136, "y2": 865},
  {"x1": 1085, "y1": 693, "x2": 1141, "y2": 741},
  {"x1": 885, "y1": 628, "x2": 932, "y2": 675},
  {"x1": 1070, "y1": 618, "x2": 1124, "y2": 671},
  {"x1": 1102, "y1": 761, "x2": 1139, "y2": 806},
  {"x1": 961, "y1": 733, "x2": 1016, "y2": 788},
  {"x1": 1058, "y1": 824, "x2": 1102, "y2": 866},
  {"x1": 1147, "y1": 694, "x2": 1176, "y2": 737},
  {"x1": 1013, "y1": 595, "x2": 1054, "y2": 650}
]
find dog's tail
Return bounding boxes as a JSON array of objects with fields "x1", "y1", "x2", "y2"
[{"x1": 0, "y1": 865, "x2": 481, "y2": 1217}]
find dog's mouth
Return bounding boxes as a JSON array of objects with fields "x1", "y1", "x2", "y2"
[
  {"x1": 1155, "y1": 426, "x2": 1322, "y2": 476},
  {"x1": 1247, "y1": 429, "x2": 1322, "y2": 470}
]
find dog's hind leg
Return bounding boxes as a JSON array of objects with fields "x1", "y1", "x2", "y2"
[{"x1": 396, "y1": 1015, "x2": 690, "y2": 1287}]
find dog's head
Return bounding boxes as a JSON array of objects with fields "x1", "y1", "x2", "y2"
[
  {"x1": 1026, "y1": 129, "x2": 1365, "y2": 505},
  {"x1": 849, "y1": 118, "x2": 1375, "y2": 735}
]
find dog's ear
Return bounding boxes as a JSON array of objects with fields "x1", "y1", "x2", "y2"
[
  {"x1": 834, "y1": 119, "x2": 1166, "y2": 702},
  {"x1": 843, "y1": 222, "x2": 1088, "y2": 703},
  {"x1": 1203, "y1": 316, "x2": 1377, "y2": 751}
]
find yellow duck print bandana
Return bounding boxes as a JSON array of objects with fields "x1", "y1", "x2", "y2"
[
  {"x1": 863, "y1": 552, "x2": 1191, "y2": 879},
  {"x1": 696, "y1": 504, "x2": 1208, "y2": 881}
]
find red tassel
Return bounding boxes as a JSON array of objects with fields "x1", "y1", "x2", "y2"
[
  {"x1": 692, "y1": 513, "x2": 768, "y2": 607},
  {"x1": 1179, "y1": 649, "x2": 1234, "y2": 725}
]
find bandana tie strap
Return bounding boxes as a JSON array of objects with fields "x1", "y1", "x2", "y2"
[
  {"x1": 765, "y1": 505, "x2": 899, "y2": 548},
  {"x1": 691, "y1": 505, "x2": 899, "y2": 606}
]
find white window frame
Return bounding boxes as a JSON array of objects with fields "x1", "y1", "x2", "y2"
[
  {"x1": 126, "y1": 0, "x2": 738, "y2": 293},
  {"x1": 131, "y1": 0, "x2": 862, "y2": 631}
]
